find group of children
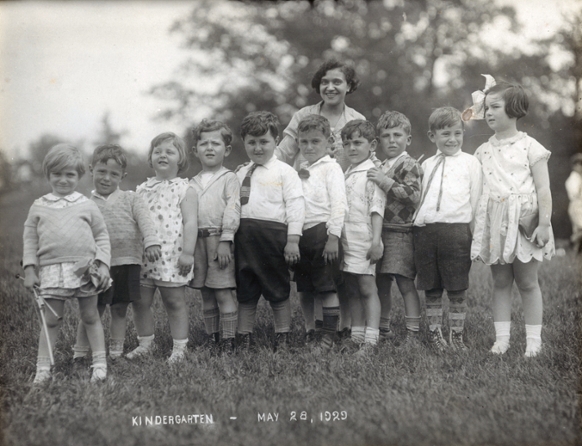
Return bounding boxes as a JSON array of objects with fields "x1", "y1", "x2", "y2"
[{"x1": 22, "y1": 60, "x2": 556, "y2": 385}]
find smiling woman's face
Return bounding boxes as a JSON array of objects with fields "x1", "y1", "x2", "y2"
[{"x1": 319, "y1": 68, "x2": 349, "y2": 107}]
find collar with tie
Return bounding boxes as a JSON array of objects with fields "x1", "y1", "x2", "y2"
[{"x1": 240, "y1": 163, "x2": 259, "y2": 206}]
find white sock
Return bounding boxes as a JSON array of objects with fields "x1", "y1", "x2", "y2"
[
  {"x1": 351, "y1": 326, "x2": 365, "y2": 343},
  {"x1": 172, "y1": 338, "x2": 188, "y2": 353},
  {"x1": 525, "y1": 324, "x2": 542, "y2": 341},
  {"x1": 138, "y1": 334, "x2": 155, "y2": 347},
  {"x1": 494, "y1": 321, "x2": 511, "y2": 342},
  {"x1": 525, "y1": 324, "x2": 542, "y2": 357},
  {"x1": 491, "y1": 321, "x2": 511, "y2": 354},
  {"x1": 364, "y1": 327, "x2": 380, "y2": 346}
]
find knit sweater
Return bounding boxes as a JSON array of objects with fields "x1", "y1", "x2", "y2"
[
  {"x1": 376, "y1": 152, "x2": 422, "y2": 229},
  {"x1": 91, "y1": 189, "x2": 160, "y2": 266},
  {"x1": 23, "y1": 193, "x2": 111, "y2": 268}
]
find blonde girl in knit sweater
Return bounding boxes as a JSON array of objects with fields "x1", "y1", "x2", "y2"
[
  {"x1": 23, "y1": 144, "x2": 111, "y2": 384},
  {"x1": 127, "y1": 133, "x2": 198, "y2": 364}
]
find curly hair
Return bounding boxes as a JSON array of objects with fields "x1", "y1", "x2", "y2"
[{"x1": 311, "y1": 59, "x2": 360, "y2": 95}]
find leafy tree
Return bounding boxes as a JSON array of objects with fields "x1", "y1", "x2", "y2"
[{"x1": 151, "y1": 0, "x2": 580, "y2": 236}]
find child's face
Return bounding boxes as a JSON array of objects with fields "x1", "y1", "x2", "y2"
[
  {"x1": 152, "y1": 139, "x2": 181, "y2": 179},
  {"x1": 378, "y1": 126, "x2": 411, "y2": 159},
  {"x1": 49, "y1": 168, "x2": 80, "y2": 197},
  {"x1": 243, "y1": 130, "x2": 278, "y2": 165},
  {"x1": 297, "y1": 129, "x2": 332, "y2": 165},
  {"x1": 319, "y1": 68, "x2": 349, "y2": 107},
  {"x1": 91, "y1": 159, "x2": 125, "y2": 197},
  {"x1": 194, "y1": 130, "x2": 231, "y2": 171},
  {"x1": 485, "y1": 92, "x2": 514, "y2": 133},
  {"x1": 428, "y1": 122, "x2": 463, "y2": 156},
  {"x1": 343, "y1": 132, "x2": 377, "y2": 166}
]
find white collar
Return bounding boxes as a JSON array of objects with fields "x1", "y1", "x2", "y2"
[{"x1": 44, "y1": 191, "x2": 84, "y2": 202}]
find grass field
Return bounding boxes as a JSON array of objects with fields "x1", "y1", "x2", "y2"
[{"x1": 0, "y1": 188, "x2": 580, "y2": 446}]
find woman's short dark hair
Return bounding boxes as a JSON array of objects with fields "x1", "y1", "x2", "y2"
[{"x1": 311, "y1": 59, "x2": 360, "y2": 95}]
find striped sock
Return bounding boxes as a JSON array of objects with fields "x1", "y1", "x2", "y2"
[
  {"x1": 380, "y1": 316, "x2": 391, "y2": 331},
  {"x1": 322, "y1": 306, "x2": 340, "y2": 335},
  {"x1": 351, "y1": 326, "x2": 366, "y2": 343},
  {"x1": 203, "y1": 307, "x2": 220, "y2": 336},
  {"x1": 221, "y1": 311, "x2": 238, "y2": 340},
  {"x1": 448, "y1": 291, "x2": 467, "y2": 334},
  {"x1": 425, "y1": 289, "x2": 443, "y2": 331},
  {"x1": 405, "y1": 316, "x2": 421, "y2": 333},
  {"x1": 109, "y1": 338, "x2": 124, "y2": 358}
]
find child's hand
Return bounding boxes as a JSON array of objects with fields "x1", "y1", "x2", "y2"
[
  {"x1": 366, "y1": 242, "x2": 383, "y2": 265},
  {"x1": 284, "y1": 235, "x2": 300, "y2": 266},
  {"x1": 178, "y1": 253, "x2": 194, "y2": 276},
  {"x1": 323, "y1": 235, "x2": 339, "y2": 264},
  {"x1": 366, "y1": 167, "x2": 388, "y2": 186},
  {"x1": 145, "y1": 245, "x2": 162, "y2": 262},
  {"x1": 531, "y1": 224, "x2": 551, "y2": 248},
  {"x1": 23, "y1": 266, "x2": 39, "y2": 289},
  {"x1": 215, "y1": 241, "x2": 232, "y2": 269},
  {"x1": 94, "y1": 261, "x2": 111, "y2": 292}
]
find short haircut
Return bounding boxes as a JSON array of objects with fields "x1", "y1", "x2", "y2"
[
  {"x1": 148, "y1": 132, "x2": 189, "y2": 173},
  {"x1": 240, "y1": 111, "x2": 280, "y2": 140},
  {"x1": 311, "y1": 59, "x2": 360, "y2": 95},
  {"x1": 42, "y1": 143, "x2": 86, "y2": 179},
  {"x1": 341, "y1": 119, "x2": 376, "y2": 143},
  {"x1": 91, "y1": 144, "x2": 127, "y2": 170},
  {"x1": 297, "y1": 114, "x2": 331, "y2": 138},
  {"x1": 428, "y1": 107, "x2": 463, "y2": 133},
  {"x1": 376, "y1": 110, "x2": 412, "y2": 135},
  {"x1": 486, "y1": 81, "x2": 529, "y2": 120},
  {"x1": 191, "y1": 119, "x2": 233, "y2": 150}
]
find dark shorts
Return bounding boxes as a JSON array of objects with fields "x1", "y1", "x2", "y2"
[
  {"x1": 377, "y1": 229, "x2": 416, "y2": 279},
  {"x1": 235, "y1": 219, "x2": 290, "y2": 303},
  {"x1": 98, "y1": 264, "x2": 141, "y2": 306},
  {"x1": 295, "y1": 223, "x2": 341, "y2": 293},
  {"x1": 413, "y1": 223, "x2": 472, "y2": 291}
]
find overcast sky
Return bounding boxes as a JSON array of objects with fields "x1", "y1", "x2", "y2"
[{"x1": 0, "y1": 0, "x2": 576, "y2": 160}]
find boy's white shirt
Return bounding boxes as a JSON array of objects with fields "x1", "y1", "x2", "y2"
[
  {"x1": 236, "y1": 155, "x2": 305, "y2": 236},
  {"x1": 198, "y1": 170, "x2": 217, "y2": 189},
  {"x1": 299, "y1": 155, "x2": 347, "y2": 238},
  {"x1": 414, "y1": 149, "x2": 482, "y2": 226},
  {"x1": 191, "y1": 166, "x2": 240, "y2": 242}
]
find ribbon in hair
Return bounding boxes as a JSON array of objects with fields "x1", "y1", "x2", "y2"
[{"x1": 462, "y1": 74, "x2": 496, "y2": 121}]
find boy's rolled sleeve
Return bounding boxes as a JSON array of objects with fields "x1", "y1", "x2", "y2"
[
  {"x1": 132, "y1": 193, "x2": 160, "y2": 249},
  {"x1": 220, "y1": 173, "x2": 241, "y2": 242},
  {"x1": 469, "y1": 158, "x2": 483, "y2": 221},
  {"x1": 326, "y1": 166, "x2": 347, "y2": 238},
  {"x1": 367, "y1": 181, "x2": 387, "y2": 216},
  {"x1": 283, "y1": 170, "x2": 305, "y2": 236}
]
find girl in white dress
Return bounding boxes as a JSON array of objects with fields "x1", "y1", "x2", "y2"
[
  {"x1": 471, "y1": 81, "x2": 554, "y2": 357},
  {"x1": 127, "y1": 133, "x2": 198, "y2": 363}
]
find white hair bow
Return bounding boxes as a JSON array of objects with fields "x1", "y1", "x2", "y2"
[{"x1": 462, "y1": 74, "x2": 496, "y2": 121}]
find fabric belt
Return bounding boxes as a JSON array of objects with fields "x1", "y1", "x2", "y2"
[{"x1": 198, "y1": 228, "x2": 222, "y2": 238}]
